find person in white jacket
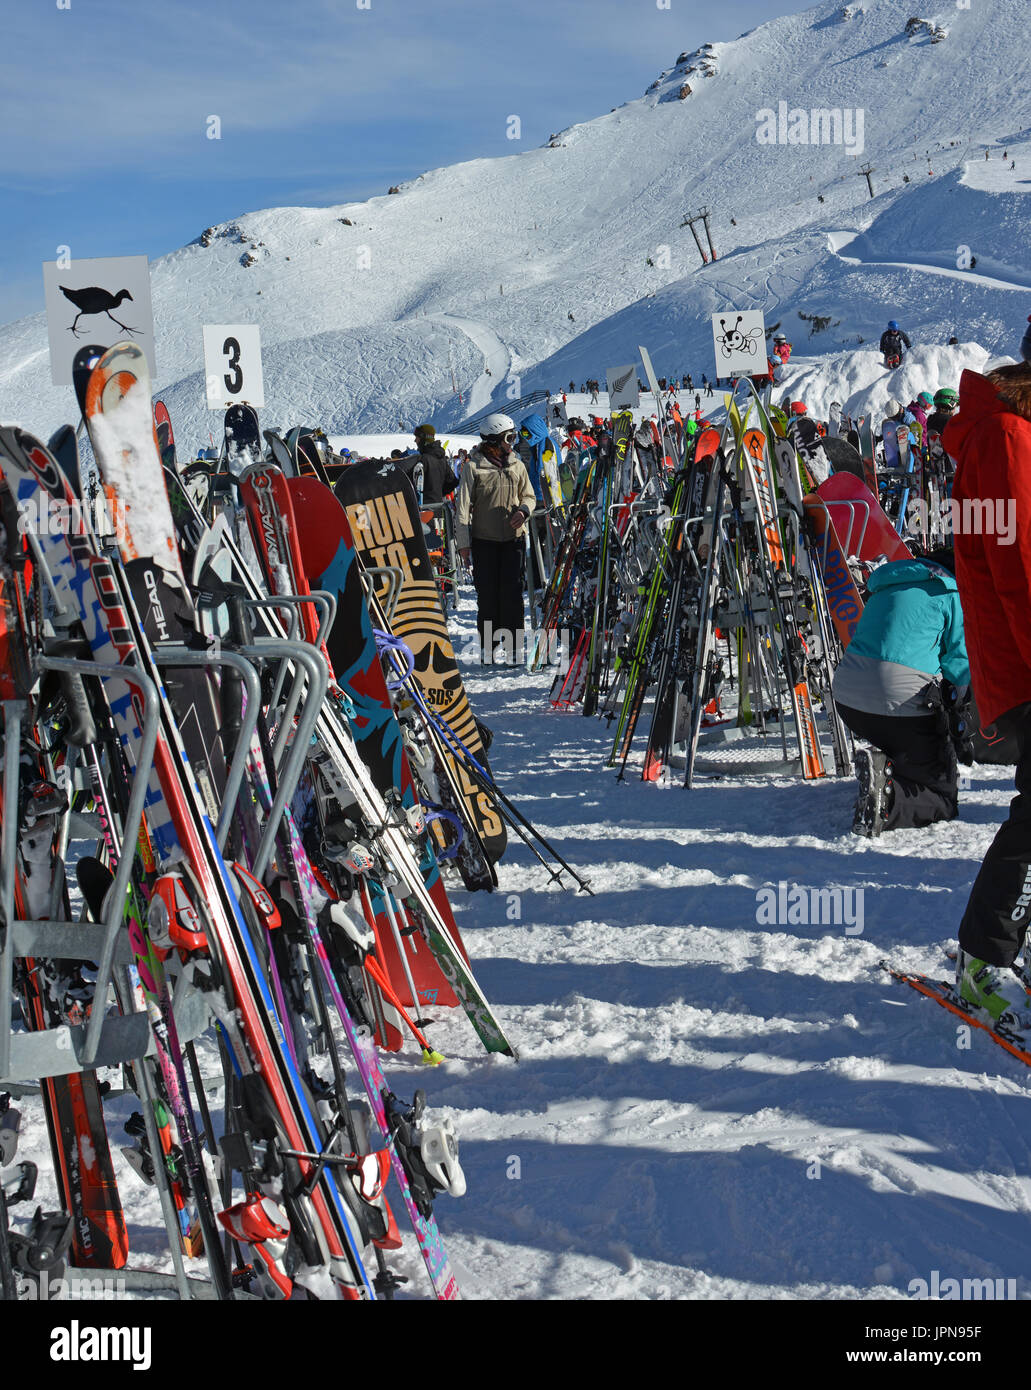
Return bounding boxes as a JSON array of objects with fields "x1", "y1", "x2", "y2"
[{"x1": 456, "y1": 413, "x2": 537, "y2": 663}]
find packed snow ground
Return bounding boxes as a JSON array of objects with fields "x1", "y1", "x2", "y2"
[
  {"x1": 15, "y1": 584, "x2": 1029, "y2": 1303},
  {"x1": 425, "y1": 597, "x2": 1031, "y2": 1300}
]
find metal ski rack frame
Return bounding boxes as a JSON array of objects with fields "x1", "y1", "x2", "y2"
[
  {"x1": 151, "y1": 645, "x2": 263, "y2": 851},
  {"x1": 0, "y1": 657, "x2": 160, "y2": 1082},
  {"x1": 232, "y1": 639, "x2": 329, "y2": 881},
  {"x1": 241, "y1": 591, "x2": 335, "y2": 767},
  {"x1": 361, "y1": 566, "x2": 404, "y2": 623}
]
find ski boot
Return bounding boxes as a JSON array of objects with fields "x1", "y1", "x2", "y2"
[
  {"x1": 957, "y1": 950, "x2": 1031, "y2": 1035},
  {"x1": 852, "y1": 748, "x2": 893, "y2": 837}
]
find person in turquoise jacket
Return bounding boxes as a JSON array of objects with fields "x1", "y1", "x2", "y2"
[{"x1": 832, "y1": 553, "x2": 970, "y2": 836}]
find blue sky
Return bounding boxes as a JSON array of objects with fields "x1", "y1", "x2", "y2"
[{"x1": 1, "y1": 0, "x2": 790, "y2": 326}]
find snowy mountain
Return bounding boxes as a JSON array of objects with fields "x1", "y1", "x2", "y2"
[{"x1": 1, "y1": 0, "x2": 1030, "y2": 448}]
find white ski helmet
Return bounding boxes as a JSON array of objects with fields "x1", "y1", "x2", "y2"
[{"x1": 479, "y1": 412, "x2": 516, "y2": 440}]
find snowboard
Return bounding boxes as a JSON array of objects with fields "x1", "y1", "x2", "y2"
[
  {"x1": 285, "y1": 474, "x2": 468, "y2": 1018},
  {"x1": 817, "y1": 474, "x2": 911, "y2": 563},
  {"x1": 802, "y1": 495, "x2": 864, "y2": 647},
  {"x1": 820, "y1": 434, "x2": 867, "y2": 482},
  {"x1": 881, "y1": 420, "x2": 901, "y2": 470},
  {"x1": 335, "y1": 460, "x2": 507, "y2": 864},
  {"x1": 224, "y1": 403, "x2": 262, "y2": 471}
]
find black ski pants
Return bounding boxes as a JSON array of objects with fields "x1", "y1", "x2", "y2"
[
  {"x1": 471, "y1": 537, "x2": 525, "y2": 662},
  {"x1": 835, "y1": 700, "x2": 958, "y2": 830},
  {"x1": 959, "y1": 703, "x2": 1031, "y2": 966}
]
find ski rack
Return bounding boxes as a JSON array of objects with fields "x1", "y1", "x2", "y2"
[
  {"x1": 818, "y1": 498, "x2": 871, "y2": 559},
  {"x1": 233, "y1": 639, "x2": 329, "y2": 881},
  {"x1": 361, "y1": 566, "x2": 404, "y2": 623},
  {"x1": 244, "y1": 591, "x2": 336, "y2": 647},
  {"x1": 0, "y1": 650, "x2": 239, "y2": 1085},
  {"x1": 241, "y1": 591, "x2": 334, "y2": 741},
  {"x1": 150, "y1": 645, "x2": 263, "y2": 851},
  {"x1": 160, "y1": 633, "x2": 330, "y2": 877},
  {"x1": 0, "y1": 659, "x2": 159, "y2": 1082}
]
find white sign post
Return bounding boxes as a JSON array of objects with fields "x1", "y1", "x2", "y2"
[
  {"x1": 202, "y1": 325, "x2": 265, "y2": 410},
  {"x1": 43, "y1": 254, "x2": 155, "y2": 387},
  {"x1": 606, "y1": 364, "x2": 640, "y2": 412},
  {"x1": 711, "y1": 309, "x2": 768, "y2": 379}
]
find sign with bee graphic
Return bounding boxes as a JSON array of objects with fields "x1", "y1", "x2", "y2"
[{"x1": 711, "y1": 310, "x2": 767, "y2": 378}]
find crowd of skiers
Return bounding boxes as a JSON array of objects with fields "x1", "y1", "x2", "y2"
[
  {"x1": 364, "y1": 311, "x2": 1031, "y2": 1036},
  {"x1": 433, "y1": 321, "x2": 1026, "y2": 1033},
  {"x1": 565, "y1": 373, "x2": 719, "y2": 400}
]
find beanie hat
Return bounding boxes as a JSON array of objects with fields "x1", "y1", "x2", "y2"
[{"x1": 414, "y1": 423, "x2": 435, "y2": 441}]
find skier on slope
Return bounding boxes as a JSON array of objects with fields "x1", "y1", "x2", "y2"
[
  {"x1": 946, "y1": 338, "x2": 1031, "y2": 1031},
  {"x1": 455, "y1": 412, "x2": 536, "y2": 664},
  {"x1": 880, "y1": 321, "x2": 912, "y2": 368},
  {"x1": 832, "y1": 551, "x2": 969, "y2": 837},
  {"x1": 772, "y1": 333, "x2": 792, "y2": 365}
]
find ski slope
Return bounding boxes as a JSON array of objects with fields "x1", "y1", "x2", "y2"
[{"x1": 1, "y1": 0, "x2": 1029, "y2": 447}]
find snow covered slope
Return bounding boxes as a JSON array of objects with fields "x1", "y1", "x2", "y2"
[{"x1": 1, "y1": 0, "x2": 1029, "y2": 447}]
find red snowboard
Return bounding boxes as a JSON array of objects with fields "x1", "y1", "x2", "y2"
[{"x1": 816, "y1": 473, "x2": 911, "y2": 563}]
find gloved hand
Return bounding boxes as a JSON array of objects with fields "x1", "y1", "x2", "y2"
[{"x1": 942, "y1": 681, "x2": 975, "y2": 766}]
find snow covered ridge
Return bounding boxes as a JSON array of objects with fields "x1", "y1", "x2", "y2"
[
  {"x1": 0, "y1": 0, "x2": 1029, "y2": 448},
  {"x1": 647, "y1": 42, "x2": 720, "y2": 102}
]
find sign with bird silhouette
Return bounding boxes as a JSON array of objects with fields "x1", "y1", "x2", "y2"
[
  {"x1": 605, "y1": 363, "x2": 639, "y2": 412},
  {"x1": 202, "y1": 324, "x2": 265, "y2": 409},
  {"x1": 710, "y1": 309, "x2": 767, "y2": 379},
  {"x1": 42, "y1": 254, "x2": 155, "y2": 386}
]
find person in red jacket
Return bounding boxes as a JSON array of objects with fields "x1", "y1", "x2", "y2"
[{"x1": 946, "y1": 349, "x2": 1031, "y2": 1032}]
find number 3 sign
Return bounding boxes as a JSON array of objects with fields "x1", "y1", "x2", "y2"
[{"x1": 202, "y1": 324, "x2": 265, "y2": 409}]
